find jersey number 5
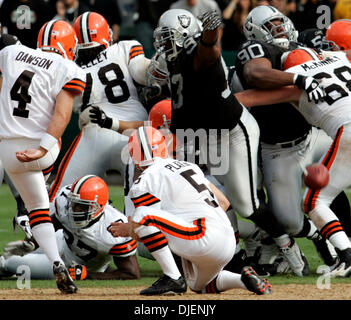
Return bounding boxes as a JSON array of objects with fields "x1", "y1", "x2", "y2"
[
  {"x1": 180, "y1": 169, "x2": 219, "y2": 208},
  {"x1": 11, "y1": 70, "x2": 35, "y2": 118}
]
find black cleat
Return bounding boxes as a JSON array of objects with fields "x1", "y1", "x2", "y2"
[
  {"x1": 140, "y1": 274, "x2": 187, "y2": 296},
  {"x1": 329, "y1": 248, "x2": 351, "y2": 278},
  {"x1": 313, "y1": 237, "x2": 337, "y2": 266},
  {"x1": 53, "y1": 261, "x2": 78, "y2": 294},
  {"x1": 241, "y1": 266, "x2": 272, "y2": 295}
]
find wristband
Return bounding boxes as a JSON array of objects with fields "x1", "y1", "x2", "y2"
[
  {"x1": 39, "y1": 133, "x2": 58, "y2": 151},
  {"x1": 111, "y1": 117, "x2": 120, "y2": 132}
]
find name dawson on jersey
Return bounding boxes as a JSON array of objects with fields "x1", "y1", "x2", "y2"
[{"x1": 15, "y1": 51, "x2": 53, "y2": 70}]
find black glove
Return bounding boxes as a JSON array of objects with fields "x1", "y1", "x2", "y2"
[
  {"x1": 294, "y1": 74, "x2": 325, "y2": 103},
  {"x1": 198, "y1": 11, "x2": 222, "y2": 31},
  {"x1": 89, "y1": 106, "x2": 113, "y2": 129}
]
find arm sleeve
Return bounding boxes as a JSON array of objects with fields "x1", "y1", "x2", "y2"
[{"x1": 128, "y1": 43, "x2": 150, "y2": 86}]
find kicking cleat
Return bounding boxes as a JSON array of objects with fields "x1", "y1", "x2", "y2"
[
  {"x1": 53, "y1": 261, "x2": 78, "y2": 294},
  {"x1": 328, "y1": 248, "x2": 351, "y2": 278},
  {"x1": 140, "y1": 274, "x2": 187, "y2": 296},
  {"x1": 241, "y1": 266, "x2": 272, "y2": 295}
]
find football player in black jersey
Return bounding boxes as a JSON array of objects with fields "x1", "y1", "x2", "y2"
[
  {"x1": 153, "y1": 8, "x2": 312, "y2": 276},
  {"x1": 232, "y1": 5, "x2": 342, "y2": 273}
]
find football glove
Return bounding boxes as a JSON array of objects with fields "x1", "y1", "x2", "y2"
[
  {"x1": 294, "y1": 74, "x2": 325, "y2": 103},
  {"x1": 198, "y1": 11, "x2": 222, "y2": 31},
  {"x1": 89, "y1": 106, "x2": 113, "y2": 129},
  {"x1": 3, "y1": 239, "x2": 36, "y2": 259},
  {"x1": 68, "y1": 264, "x2": 88, "y2": 280}
]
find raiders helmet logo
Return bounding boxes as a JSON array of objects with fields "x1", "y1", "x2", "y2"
[{"x1": 178, "y1": 15, "x2": 191, "y2": 28}]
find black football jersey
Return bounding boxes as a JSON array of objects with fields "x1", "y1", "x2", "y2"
[
  {"x1": 168, "y1": 46, "x2": 243, "y2": 133},
  {"x1": 234, "y1": 40, "x2": 311, "y2": 144}
]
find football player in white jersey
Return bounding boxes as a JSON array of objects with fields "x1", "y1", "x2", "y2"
[
  {"x1": 108, "y1": 126, "x2": 272, "y2": 296},
  {"x1": 0, "y1": 20, "x2": 86, "y2": 294},
  {"x1": 0, "y1": 175, "x2": 140, "y2": 281},
  {"x1": 48, "y1": 12, "x2": 149, "y2": 202},
  {"x1": 242, "y1": 48, "x2": 351, "y2": 277}
]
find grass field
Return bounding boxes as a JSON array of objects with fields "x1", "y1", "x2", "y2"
[{"x1": 0, "y1": 183, "x2": 350, "y2": 291}]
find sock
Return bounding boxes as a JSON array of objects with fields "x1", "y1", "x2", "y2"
[
  {"x1": 135, "y1": 225, "x2": 181, "y2": 280},
  {"x1": 309, "y1": 205, "x2": 351, "y2": 251},
  {"x1": 215, "y1": 270, "x2": 246, "y2": 292},
  {"x1": 272, "y1": 234, "x2": 291, "y2": 249},
  {"x1": 31, "y1": 223, "x2": 63, "y2": 264}
]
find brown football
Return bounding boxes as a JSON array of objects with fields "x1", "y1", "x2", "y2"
[{"x1": 303, "y1": 163, "x2": 329, "y2": 190}]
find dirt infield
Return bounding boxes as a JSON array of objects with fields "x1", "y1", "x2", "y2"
[{"x1": 1, "y1": 283, "x2": 351, "y2": 300}]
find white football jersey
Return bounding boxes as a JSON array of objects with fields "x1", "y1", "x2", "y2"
[
  {"x1": 286, "y1": 53, "x2": 351, "y2": 138},
  {"x1": 52, "y1": 185, "x2": 137, "y2": 271},
  {"x1": 128, "y1": 157, "x2": 231, "y2": 226},
  {"x1": 79, "y1": 40, "x2": 148, "y2": 121},
  {"x1": 0, "y1": 45, "x2": 85, "y2": 139}
]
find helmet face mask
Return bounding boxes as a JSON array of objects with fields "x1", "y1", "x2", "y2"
[
  {"x1": 67, "y1": 193, "x2": 100, "y2": 229},
  {"x1": 66, "y1": 175, "x2": 109, "y2": 229},
  {"x1": 244, "y1": 6, "x2": 298, "y2": 48},
  {"x1": 146, "y1": 52, "x2": 169, "y2": 86}
]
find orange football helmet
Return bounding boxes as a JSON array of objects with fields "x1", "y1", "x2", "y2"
[
  {"x1": 148, "y1": 99, "x2": 172, "y2": 130},
  {"x1": 73, "y1": 12, "x2": 111, "y2": 50},
  {"x1": 325, "y1": 20, "x2": 351, "y2": 51},
  {"x1": 67, "y1": 175, "x2": 109, "y2": 228},
  {"x1": 161, "y1": 130, "x2": 183, "y2": 160},
  {"x1": 37, "y1": 19, "x2": 77, "y2": 61},
  {"x1": 128, "y1": 126, "x2": 168, "y2": 168},
  {"x1": 283, "y1": 48, "x2": 321, "y2": 70}
]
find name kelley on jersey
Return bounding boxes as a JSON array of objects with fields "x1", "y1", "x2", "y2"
[{"x1": 15, "y1": 51, "x2": 53, "y2": 70}]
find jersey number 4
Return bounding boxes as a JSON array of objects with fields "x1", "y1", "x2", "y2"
[
  {"x1": 83, "y1": 62, "x2": 130, "y2": 105},
  {"x1": 11, "y1": 70, "x2": 34, "y2": 118}
]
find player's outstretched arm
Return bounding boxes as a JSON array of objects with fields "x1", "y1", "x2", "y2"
[
  {"x1": 196, "y1": 11, "x2": 222, "y2": 69},
  {"x1": 16, "y1": 89, "x2": 74, "y2": 162},
  {"x1": 80, "y1": 105, "x2": 144, "y2": 134},
  {"x1": 243, "y1": 57, "x2": 296, "y2": 89},
  {"x1": 87, "y1": 255, "x2": 141, "y2": 280},
  {"x1": 234, "y1": 85, "x2": 302, "y2": 108}
]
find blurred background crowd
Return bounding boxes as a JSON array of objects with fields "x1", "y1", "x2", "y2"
[{"x1": 0, "y1": 0, "x2": 347, "y2": 55}]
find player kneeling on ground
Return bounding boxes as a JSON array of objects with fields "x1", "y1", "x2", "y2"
[
  {"x1": 0, "y1": 175, "x2": 140, "y2": 281},
  {"x1": 108, "y1": 126, "x2": 272, "y2": 296}
]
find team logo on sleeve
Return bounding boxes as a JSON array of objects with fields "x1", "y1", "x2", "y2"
[{"x1": 178, "y1": 15, "x2": 191, "y2": 28}]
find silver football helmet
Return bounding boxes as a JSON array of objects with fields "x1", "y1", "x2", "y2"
[
  {"x1": 243, "y1": 5, "x2": 298, "y2": 49},
  {"x1": 153, "y1": 9, "x2": 202, "y2": 62}
]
